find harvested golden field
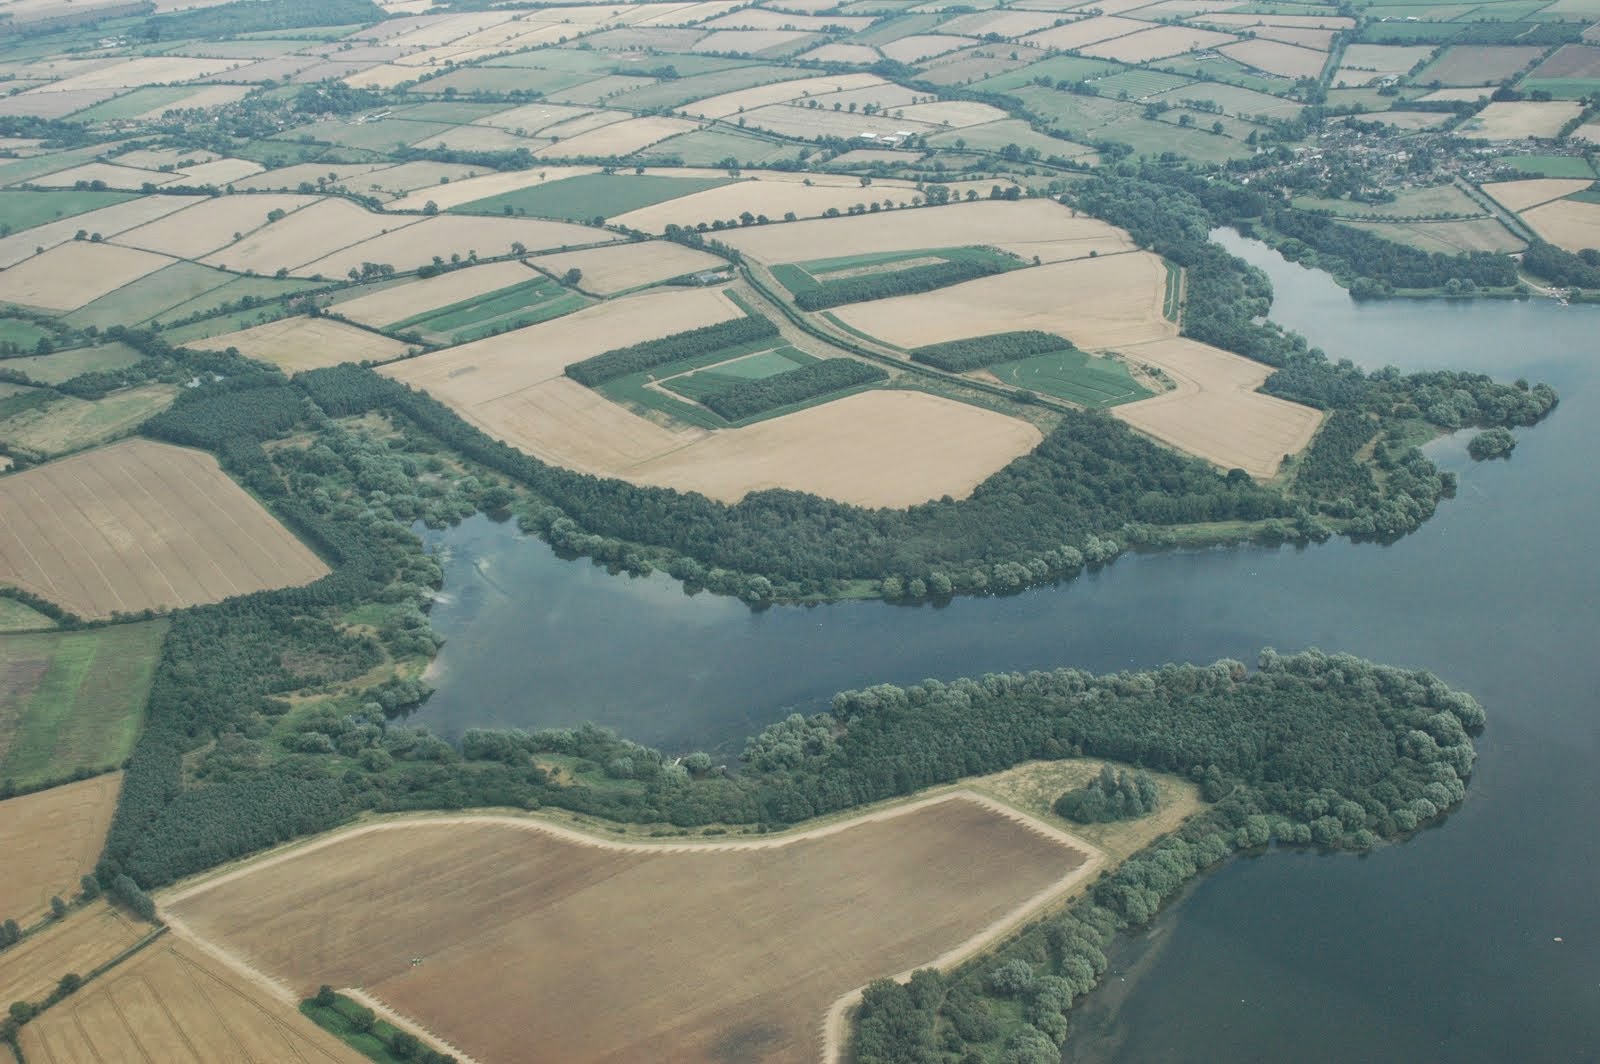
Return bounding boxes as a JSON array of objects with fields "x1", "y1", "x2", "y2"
[
  {"x1": 200, "y1": 197, "x2": 417, "y2": 275},
  {"x1": 384, "y1": 164, "x2": 598, "y2": 212},
  {"x1": 0, "y1": 901, "x2": 146, "y2": 1006},
  {"x1": 741, "y1": 104, "x2": 939, "y2": 141},
  {"x1": 1021, "y1": 15, "x2": 1149, "y2": 50},
  {"x1": 0, "y1": 439, "x2": 330, "y2": 618},
  {"x1": 879, "y1": 34, "x2": 977, "y2": 63},
  {"x1": 1220, "y1": 38, "x2": 1328, "y2": 79},
  {"x1": 830, "y1": 252, "x2": 1173, "y2": 351},
  {"x1": 188, "y1": 316, "x2": 410, "y2": 370},
  {"x1": 692, "y1": 28, "x2": 819, "y2": 53},
  {"x1": 1202, "y1": 11, "x2": 1353, "y2": 29},
  {"x1": 1481, "y1": 177, "x2": 1593, "y2": 213},
  {"x1": 684, "y1": 72, "x2": 888, "y2": 118},
  {"x1": 1113, "y1": 337, "x2": 1323, "y2": 478},
  {"x1": 165, "y1": 794, "x2": 1091, "y2": 1064},
  {"x1": 796, "y1": 42, "x2": 882, "y2": 63},
  {"x1": 110, "y1": 193, "x2": 319, "y2": 258},
  {"x1": 471, "y1": 376, "x2": 698, "y2": 475},
  {"x1": 27, "y1": 161, "x2": 179, "y2": 190},
  {"x1": 631, "y1": 389, "x2": 1043, "y2": 507},
  {"x1": 533, "y1": 114, "x2": 699, "y2": 157},
  {"x1": 529, "y1": 239, "x2": 726, "y2": 294},
  {"x1": 21, "y1": 937, "x2": 365, "y2": 1064},
  {"x1": 298, "y1": 214, "x2": 614, "y2": 278},
  {"x1": 0, "y1": 194, "x2": 194, "y2": 268},
  {"x1": 0, "y1": 241, "x2": 174, "y2": 311},
  {"x1": 177, "y1": 158, "x2": 263, "y2": 185},
  {"x1": 1521, "y1": 198, "x2": 1600, "y2": 253},
  {"x1": 717, "y1": 199, "x2": 1131, "y2": 265},
  {"x1": 611, "y1": 178, "x2": 917, "y2": 232},
  {"x1": 329, "y1": 260, "x2": 536, "y2": 326},
  {"x1": 0, "y1": 775, "x2": 121, "y2": 922},
  {"x1": 894, "y1": 99, "x2": 1011, "y2": 128},
  {"x1": 1081, "y1": 24, "x2": 1238, "y2": 62},
  {"x1": 1460, "y1": 100, "x2": 1583, "y2": 140},
  {"x1": 42, "y1": 55, "x2": 234, "y2": 92}
]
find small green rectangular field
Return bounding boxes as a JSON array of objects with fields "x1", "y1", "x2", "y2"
[
  {"x1": 384, "y1": 276, "x2": 590, "y2": 344},
  {"x1": 0, "y1": 620, "x2": 167, "y2": 787},
  {"x1": 990, "y1": 349, "x2": 1153, "y2": 408},
  {"x1": 451, "y1": 173, "x2": 733, "y2": 221},
  {"x1": 659, "y1": 347, "x2": 817, "y2": 402}
]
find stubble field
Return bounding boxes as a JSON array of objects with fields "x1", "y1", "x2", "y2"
[
  {"x1": 328, "y1": 260, "x2": 538, "y2": 326},
  {"x1": 0, "y1": 440, "x2": 330, "y2": 618},
  {"x1": 21, "y1": 937, "x2": 364, "y2": 1064},
  {"x1": 165, "y1": 794, "x2": 1092, "y2": 1064},
  {"x1": 1520, "y1": 197, "x2": 1600, "y2": 252},
  {"x1": 0, "y1": 899, "x2": 146, "y2": 1007},
  {"x1": 189, "y1": 316, "x2": 410, "y2": 370},
  {"x1": 0, "y1": 775, "x2": 123, "y2": 922}
]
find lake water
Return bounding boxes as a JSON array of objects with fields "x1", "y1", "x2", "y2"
[{"x1": 412, "y1": 233, "x2": 1599, "y2": 1061}]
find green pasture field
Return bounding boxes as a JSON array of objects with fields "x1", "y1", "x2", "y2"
[
  {"x1": 0, "y1": 317, "x2": 52, "y2": 348},
  {"x1": 1495, "y1": 154, "x2": 1596, "y2": 177},
  {"x1": 975, "y1": 56, "x2": 1127, "y2": 94},
  {"x1": 68, "y1": 86, "x2": 196, "y2": 123},
  {"x1": 772, "y1": 246, "x2": 1022, "y2": 297},
  {"x1": 0, "y1": 189, "x2": 138, "y2": 234},
  {"x1": 452, "y1": 173, "x2": 733, "y2": 221},
  {"x1": 1515, "y1": 77, "x2": 1600, "y2": 98},
  {"x1": 149, "y1": 274, "x2": 321, "y2": 330},
  {"x1": 927, "y1": 116, "x2": 1097, "y2": 158},
  {"x1": 1291, "y1": 183, "x2": 1484, "y2": 218},
  {"x1": 1161, "y1": 81, "x2": 1306, "y2": 120},
  {"x1": 602, "y1": 65, "x2": 799, "y2": 112},
  {"x1": 989, "y1": 348, "x2": 1152, "y2": 408},
  {"x1": 659, "y1": 347, "x2": 816, "y2": 402},
  {"x1": 595, "y1": 336, "x2": 803, "y2": 428},
  {"x1": 3, "y1": 341, "x2": 144, "y2": 384},
  {"x1": 848, "y1": 11, "x2": 945, "y2": 45},
  {"x1": 1153, "y1": 54, "x2": 1293, "y2": 97},
  {"x1": 1093, "y1": 69, "x2": 1196, "y2": 100},
  {"x1": 65, "y1": 261, "x2": 241, "y2": 330},
  {"x1": 0, "y1": 621, "x2": 168, "y2": 787},
  {"x1": 389, "y1": 101, "x2": 516, "y2": 124},
  {"x1": 385, "y1": 276, "x2": 590, "y2": 342},
  {"x1": 0, "y1": 597, "x2": 53, "y2": 633},
  {"x1": 1163, "y1": 261, "x2": 1182, "y2": 322},
  {"x1": 639, "y1": 127, "x2": 799, "y2": 166},
  {"x1": 0, "y1": 145, "x2": 113, "y2": 189}
]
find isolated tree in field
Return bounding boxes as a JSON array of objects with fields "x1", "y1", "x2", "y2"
[
  {"x1": 563, "y1": 268, "x2": 582, "y2": 286},
  {"x1": 49, "y1": 896, "x2": 66, "y2": 919}
]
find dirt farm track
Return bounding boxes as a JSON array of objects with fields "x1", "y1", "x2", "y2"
[{"x1": 162, "y1": 793, "x2": 1104, "y2": 1064}]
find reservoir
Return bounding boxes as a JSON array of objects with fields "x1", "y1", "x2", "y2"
[{"x1": 411, "y1": 233, "x2": 1599, "y2": 1061}]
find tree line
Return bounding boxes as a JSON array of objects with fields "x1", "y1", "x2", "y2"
[
  {"x1": 792, "y1": 257, "x2": 1014, "y2": 311},
  {"x1": 700, "y1": 358, "x2": 885, "y2": 421},
  {"x1": 911, "y1": 331, "x2": 1069, "y2": 373},
  {"x1": 563, "y1": 316, "x2": 779, "y2": 386}
]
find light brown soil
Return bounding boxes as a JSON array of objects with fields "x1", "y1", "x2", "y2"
[
  {"x1": 610, "y1": 177, "x2": 923, "y2": 233},
  {"x1": 0, "y1": 775, "x2": 121, "y2": 923},
  {"x1": 200, "y1": 197, "x2": 418, "y2": 276},
  {"x1": 1481, "y1": 177, "x2": 1593, "y2": 213},
  {"x1": 384, "y1": 164, "x2": 599, "y2": 212},
  {"x1": 165, "y1": 793, "x2": 1092, "y2": 1064},
  {"x1": 188, "y1": 316, "x2": 410, "y2": 370},
  {"x1": 297, "y1": 213, "x2": 614, "y2": 278},
  {"x1": 1460, "y1": 100, "x2": 1583, "y2": 140},
  {"x1": 0, "y1": 195, "x2": 194, "y2": 269},
  {"x1": 110, "y1": 193, "x2": 321, "y2": 259},
  {"x1": 0, "y1": 900, "x2": 145, "y2": 1006},
  {"x1": 1081, "y1": 24, "x2": 1239, "y2": 62},
  {"x1": 21, "y1": 936, "x2": 364, "y2": 1064},
  {"x1": 1021, "y1": 15, "x2": 1150, "y2": 50},
  {"x1": 0, "y1": 439, "x2": 330, "y2": 618},
  {"x1": 630, "y1": 389, "x2": 1043, "y2": 507},
  {"x1": 1221, "y1": 38, "x2": 1329, "y2": 79},
  {"x1": 683, "y1": 73, "x2": 889, "y2": 118}
]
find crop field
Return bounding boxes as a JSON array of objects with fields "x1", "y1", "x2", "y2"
[
  {"x1": 199, "y1": 198, "x2": 416, "y2": 276},
  {"x1": 1346, "y1": 218, "x2": 1526, "y2": 255},
  {"x1": 1081, "y1": 24, "x2": 1240, "y2": 62},
  {"x1": 0, "y1": 623, "x2": 165, "y2": 788},
  {"x1": 327, "y1": 261, "x2": 535, "y2": 327},
  {"x1": 61, "y1": 263, "x2": 243, "y2": 331},
  {"x1": 1528, "y1": 42, "x2": 1600, "y2": 78},
  {"x1": 0, "y1": 189, "x2": 136, "y2": 232},
  {"x1": 1521, "y1": 197, "x2": 1600, "y2": 252},
  {"x1": 1495, "y1": 154, "x2": 1596, "y2": 178},
  {"x1": 0, "y1": 195, "x2": 199, "y2": 268},
  {"x1": 659, "y1": 347, "x2": 817, "y2": 403},
  {"x1": 610, "y1": 177, "x2": 922, "y2": 232},
  {"x1": 386, "y1": 277, "x2": 588, "y2": 344},
  {"x1": 0, "y1": 900, "x2": 147, "y2": 1006},
  {"x1": 21, "y1": 937, "x2": 365, "y2": 1064},
  {"x1": 165, "y1": 794, "x2": 1090, "y2": 1064},
  {"x1": 988, "y1": 348, "x2": 1154, "y2": 407},
  {"x1": 829, "y1": 252, "x2": 1175, "y2": 351},
  {"x1": 0, "y1": 440, "x2": 330, "y2": 618},
  {"x1": 1220, "y1": 38, "x2": 1329, "y2": 79},
  {"x1": 189, "y1": 316, "x2": 410, "y2": 370},
  {"x1": 629, "y1": 389, "x2": 1043, "y2": 505},
  {"x1": 1481, "y1": 177, "x2": 1594, "y2": 212},
  {"x1": 0, "y1": 384, "x2": 177, "y2": 456},
  {"x1": 1293, "y1": 183, "x2": 1484, "y2": 219},
  {"x1": 1112, "y1": 337, "x2": 1324, "y2": 478},
  {"x1": 110, "y1": 193, "x2": 320, "y2": 259},
  {"x1": 2, "y1": 341, "x2": 144, "y2": 385},
  {"x1": 718, "y1": 199, "x2": 1133, "y2": 265},
  {"x1": 1417, "y1": 45, "x2": 1543, "y2": 85},
  {"x1": 528, "y1": 240, "x2": 727, "y2": 294},
  {"x1": 1022, "y1": 16, "x2": 1151, "y2": 51},
  {"x1": 451, "y1": 172, "x2": 732, "y2": 221},
  {"x1": 0, "y1": 777, "x2": 122, "y2": 922},
  {"x1": 296, "y1": 214, "x2": 615, "y2": 279},
  {"x1": 1458, "y1": 100, "x2": 1583, "y2": 139},
  {"x1": 681, "y1": 72, "x2": 891, "y2": 118},
  {"x1": 0, "y1": 241, "x2": 175, "y2": 312}
]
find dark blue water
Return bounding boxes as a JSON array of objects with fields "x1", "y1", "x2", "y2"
[{"x1": 412, "y1": 234, "x2": 1600, "y2": 1061}]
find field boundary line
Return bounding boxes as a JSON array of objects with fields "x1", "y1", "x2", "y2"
[{"x1": 339, "y1": 988, "x2": 487, "y2": 1064}]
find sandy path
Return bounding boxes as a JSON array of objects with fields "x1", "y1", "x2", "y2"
[{"x1": 159, "y1": 790, "x2": 1103, "y2": 1064}]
